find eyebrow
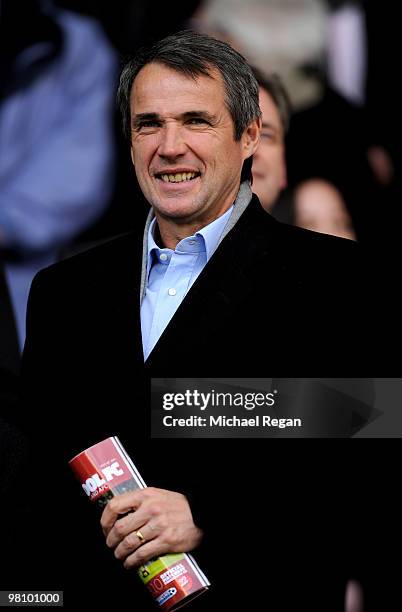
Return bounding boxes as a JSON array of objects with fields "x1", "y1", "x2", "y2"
[
  {"x1": 132, "y1": 110, "x2": 217, "y2": 129},
  {"x1": 181, "y1": 111, "x2": 216, "y2": 122},
  {"x1": 132, "y1": 113, "x2": 159, "y2": 129}
]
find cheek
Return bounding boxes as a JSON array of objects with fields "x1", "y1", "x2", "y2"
[
  {"x1": 131, "y1": 148, "x2": 144, "y2": 171},
  {"x1": 256, "y1": 144, "x2": 274, "y2": 166},
  {"x1": 186, "y1": 133, "x2": 213, "y2": 161},
  {"x1": 266, "y1": 149, "x2": 287, "y2": 185},
  {"x1": 218, "y1": 141, "x2": 245, "y2": 173},
  {"x1": 132, "y1": 137, "x2": 158, "y2": 170},
  {"x1": 187, "y1": 133, "x2": 241, "y2": 169}
]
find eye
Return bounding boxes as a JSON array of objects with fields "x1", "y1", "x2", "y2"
[
  {"x1": 137, "y1": 120, "x2": 160, "y2": 130},
  {"x1": 261, "y1": 130, "x2": 280, "y2": 143},
  {"x1": 188, "y1": 118, "x2": 209, "y2": 125}
]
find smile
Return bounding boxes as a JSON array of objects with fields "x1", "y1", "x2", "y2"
[{"x1": 155, "y1": 171, "x2": 201, "y2": 183}]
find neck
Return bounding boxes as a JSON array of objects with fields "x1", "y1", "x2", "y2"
[
  {"x1": 150, "y1": 179, "x2": 254, "y2": 249},
  {"x1": 155, "y1": 205, "x2": 234, "y2": 250},
  {"x1": 155, "y1": 222, "x2": 204, "y2": 250}
]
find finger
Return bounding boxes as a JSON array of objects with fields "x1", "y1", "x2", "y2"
[
  {"x1": 106, "y1": 508, "x2": 150, "y2": 549},
  {"x1": 100, "y1": 490, "x2": 145, "y2": 535},
  {"x1": 114, "y1": 523, "x2": 157, "y2": 561},
  {"x1": 123, "y1": 537, "x2": 172, "y2": 570},
  {"x1": 345, "y1": 580, "x2": 364, "y2": 612}
]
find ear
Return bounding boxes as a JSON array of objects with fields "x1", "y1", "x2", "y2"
[{"x1": 242, "y1": 117, "x2": 262, "y2": 161}]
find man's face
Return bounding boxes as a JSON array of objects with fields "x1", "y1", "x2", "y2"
[
  {"x1": 252, "y1": 87, "x2": 287, "y2": 211},
  {"x1": 130, "y1": 62, "x2": 260, "y2": 227}
]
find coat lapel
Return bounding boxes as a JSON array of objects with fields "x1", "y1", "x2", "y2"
[{"x1": 145, "y1": 196, "x2": 280, "y2": 367}]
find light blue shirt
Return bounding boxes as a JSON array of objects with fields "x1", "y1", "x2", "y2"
[{"x1": 141, "y1": 205, "x2": 234, "y2": 360}]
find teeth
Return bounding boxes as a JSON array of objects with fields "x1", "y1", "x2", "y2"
[{"x1": 160, "y1": 172, "x2": 198, "y2": 183}]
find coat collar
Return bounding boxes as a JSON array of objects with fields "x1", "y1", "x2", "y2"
[
  {"x1": 144, "y1": 194, "x2": 280, "y2": 366},
  {"x1": 139, "y1": 181, "x2": 254, "y2": 302}
]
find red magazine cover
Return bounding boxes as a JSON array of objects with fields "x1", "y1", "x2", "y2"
[{"x1": 69, "y1": 436, "x2": 210, "y2": 611}]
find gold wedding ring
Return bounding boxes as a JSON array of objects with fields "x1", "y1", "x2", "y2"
[{"x1": 136, "y1": 529, "x2": 146, "y2": 543}]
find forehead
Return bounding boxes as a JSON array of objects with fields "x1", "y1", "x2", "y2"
[
  {"x1": 297, "y1": 196, "x2": 348, "y2": 219},
  {"x1": 130, "y1": 62, "x2": 227, "y2": 115}
]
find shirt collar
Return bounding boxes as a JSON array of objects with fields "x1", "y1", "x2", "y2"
[
  {"x1": 194, "y1": 204, "x2": 233, "y2": 261},
  {"x1": 146, "y1": 204, "x2": 233, "y2": 274},
  {"x1": 143, "y1": 181, "x2": 252, "y2": 289}
]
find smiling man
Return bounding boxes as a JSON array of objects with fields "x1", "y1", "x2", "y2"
[
  {"x1": 125, "y1": 57, "x2": 260, "y2": 358},
  {"x1": 20, "y1": 30, "x2": 377, "y2": 611},
  {"x1": 130, "y1": 63, "x2": 256, "y2": 233}
]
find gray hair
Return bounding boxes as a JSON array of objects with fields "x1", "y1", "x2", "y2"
[{"x1": 117, "y1": 29, "x2": 261, "y2": 144}]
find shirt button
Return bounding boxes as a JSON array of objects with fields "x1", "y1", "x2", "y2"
[
  {"x1": 168, "y1": 288, "x2": 177, "y2": 296},
  {"x1": 159, "y1": 253, "x2": 168, "y2": 261},
  {"x1": 188, "y1": 240, "x2": 195, "y2": 245}
]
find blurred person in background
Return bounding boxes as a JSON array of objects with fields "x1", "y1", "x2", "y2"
[
  {"x1": 252, "y1": 68, "x2": 357, "y2": 240},
  {"x1": 1, "y1": 2, "x2": 117, "y2": 572},
  {"x1": 196, "y1": 0, "x2": 397, "y2": 247},
  {"x1": 326, "y1": 0, "x2": 400, "y2": 197},
  {"x1": 285, "y1": 49, "x2": 373, "y2": 245},
  {"x1": 293, "y1": 179, "x2": 357, "y2": 240},
  {"x1": 287, "y1": 0, "x2": 400, "y2": 247},
  {"x1": 251, "y1": 69, "x2": 289, "y2": 213},
  {"x1": 0, "y1": 0, "x2": 117, "y2": 350}
]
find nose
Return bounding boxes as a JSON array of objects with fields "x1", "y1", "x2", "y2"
[{"x1": 157, "y1": 122, "x2": 187, "y2": 159}]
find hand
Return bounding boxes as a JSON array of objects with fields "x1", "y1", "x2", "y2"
[{"x1": 100, "y1": 487, "x2": 203, "y2": 569}]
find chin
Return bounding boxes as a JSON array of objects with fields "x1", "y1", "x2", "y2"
[{"x1": 156, "y1": 202, "x2": 198, "y2": 219}]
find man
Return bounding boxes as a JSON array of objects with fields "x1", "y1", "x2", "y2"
[
  {"x1": 19, "y1": 31, "x2": 385, "y2": 611},
  {"x1": 252, "y1": 69, "x2": 358, "y2": 240},
  {"x1": 251, "y1": 70, "x2": 290, "y2": 212}
]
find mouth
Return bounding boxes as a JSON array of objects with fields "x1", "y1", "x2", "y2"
[{"x1": 154, "y1": 170, "x2": 201, "y2": 184}]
